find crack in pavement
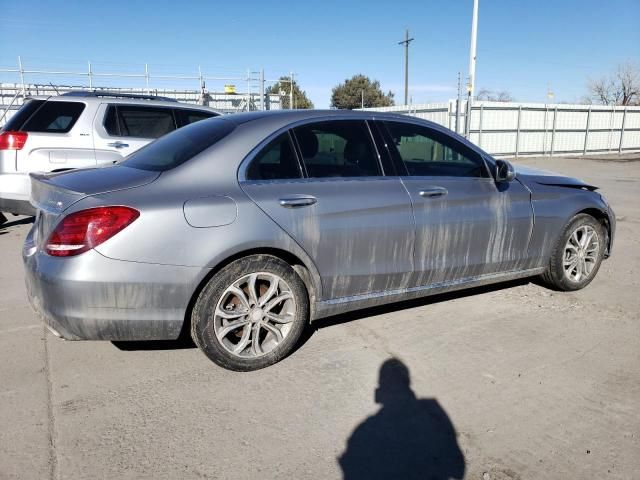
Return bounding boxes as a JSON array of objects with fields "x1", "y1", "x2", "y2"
[{"x1": 43, "y1": 327, "x2": 59, "y2": 480}]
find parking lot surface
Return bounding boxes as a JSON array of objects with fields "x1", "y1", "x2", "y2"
[{"x1": 1, "y1": 154, "x2": 639, "y2": 480}]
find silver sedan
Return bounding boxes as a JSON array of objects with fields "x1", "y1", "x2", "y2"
[{"x1": 23, "y1": 110, "x2": 615, "y2": 370}]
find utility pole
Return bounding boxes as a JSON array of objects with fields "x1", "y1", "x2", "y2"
[
  {"x1": 398, "y1": 29, "x2": 414, "y2": 106},
  {"x1": 464, "y1": 0, "x2": 479, "y2": 138}
]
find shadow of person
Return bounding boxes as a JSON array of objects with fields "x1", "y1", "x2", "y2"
[{"x1": 338, "y1": 359, "x2": 465, "y2": 480}]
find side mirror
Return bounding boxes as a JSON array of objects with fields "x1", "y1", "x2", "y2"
[{"x1": 495, "y1": 159, "x2": 516, "y2": 182}]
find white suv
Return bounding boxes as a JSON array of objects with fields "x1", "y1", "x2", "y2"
[{"x1": 0, "y1": 91, "x2": 220, "y2": 220}]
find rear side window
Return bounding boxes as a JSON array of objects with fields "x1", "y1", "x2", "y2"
[
  {"x1": 175, "y1": 109, "x2": 217, "y2": 127},
  {"x1": 106, "y1": 105, "x2": 176, "y2": 139},
  {"x1": 1, "y1": 99, "x2": 45, "y2": 131},
  {"x1": 246, "y1": 133, "x2": 302, "y2": 180},
  {"x1": 121, "y1": 117, "x2": 235, "y2": 171},
  {"x1": 20, "y1": 101, "x2": 85, "y2": 133},
  {"x1": 293, "y1": 120, "x2": 381, "y2": 178}
]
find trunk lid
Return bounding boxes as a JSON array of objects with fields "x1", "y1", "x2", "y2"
[{"x1": 29, "y1": 165, "x2": 159, "y2": 247}]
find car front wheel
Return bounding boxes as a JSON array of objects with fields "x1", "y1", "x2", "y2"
[
  {"x1": 541, "y1": 213, "x2": 606, "y2": 291},
  {"x1": 191, "y1": 254, "x2": 309, "y2": 371}
]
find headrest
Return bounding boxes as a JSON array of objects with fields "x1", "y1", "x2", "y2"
[
  {"x1": 344, "y1": 139, "x2": 369, "y2": 164},
  {"x1": 295, "y1": 128, "x2": 319, "y2": 159}
]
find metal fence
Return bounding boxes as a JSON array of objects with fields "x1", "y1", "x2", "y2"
[
  {"x1": 363, "y1": 101, "x2": 640, "y2": 157},
  {"x1": 0, "y1": 58, "x2": 296, "y2": 123},
  {"x1": 0, "y1": 82, "x2": 282, "y2": 125}
]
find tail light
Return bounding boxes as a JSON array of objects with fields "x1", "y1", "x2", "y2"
[
  {"x1": 45, "y1": 206, "x2": 140, "y2": 257},
  {"x1": 0, "y1": 131, "x2": 28, "y2": 150}
]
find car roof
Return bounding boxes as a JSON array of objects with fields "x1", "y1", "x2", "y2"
[
  {"x1": 26, "y1": 93, "x2": 220, "y2": 112},
  {"x1": 225, "y1": 109, "x2": 408, "y2": 123}
]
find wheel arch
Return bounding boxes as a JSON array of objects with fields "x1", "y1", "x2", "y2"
[
  {"x1": 180, "y1": 247, "x2": 321, "y2": 340},
  {"x1": 574, "y1": 207, "x2": 613, "y2": 257}
]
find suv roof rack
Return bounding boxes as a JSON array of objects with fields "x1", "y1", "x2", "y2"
[{"x1": 61, "y1": 90, "x2": 178, "y2": 102}]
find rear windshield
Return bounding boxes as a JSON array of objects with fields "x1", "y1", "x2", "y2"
[
  {"x1": 2, "y1": 99, "x2": 45, "y2": 131},
  {"x1": 121, "y1": 117, "x2": 236, "y2": 171},
  {"x1": 21, "y1": 101, "x2": 85, "y2": 133}
]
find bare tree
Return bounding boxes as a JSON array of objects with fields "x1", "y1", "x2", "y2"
[
  {"x1": 476, "y1": 88, "x2": 514, "y2": 102},
  {"x1": 587, "y1": 61, "x2": 640, "y2": 106}
]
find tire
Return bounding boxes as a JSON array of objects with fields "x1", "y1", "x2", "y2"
[
  {"x1": 191, "y1": 254, "x2": 309, "y2": 371},
  {"x1": 540, "y1": 213, "x2": 606, "y2": 291}
]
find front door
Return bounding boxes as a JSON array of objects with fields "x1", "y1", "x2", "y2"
[
  {"x1": 379, "y1": 120, "x2": 533, "y2": 286},
  {"x1": 240, "y1": 120, "x2": 416, "y2": 301}
]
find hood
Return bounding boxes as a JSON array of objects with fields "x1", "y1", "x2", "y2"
[
  {"x1": 30, "y1": 165, "x2": 160, "y2": 213},
  {"x1": 515, "y1": 165, "x2": 598, "y2": 191}
]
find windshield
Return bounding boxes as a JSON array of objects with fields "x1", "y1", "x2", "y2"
[{"x1": 121, "y1": 117, "x2": 236, "y2": 171}]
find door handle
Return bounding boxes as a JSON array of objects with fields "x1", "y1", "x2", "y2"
[
  {"x1": 107, "y1": 141, "x2": 129, "y2": 149},
  {"x1": 279, "y1": 196, "x2": 317, "y2": 208},
  {"x1": 419, "y1": 187, "x2": 448, "y2": 198}
]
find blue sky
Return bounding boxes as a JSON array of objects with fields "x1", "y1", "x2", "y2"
[{"x1": 1, "y1": 0, "x2": 638, "y2": 108}]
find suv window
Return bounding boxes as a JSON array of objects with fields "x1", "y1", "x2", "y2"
[
  {"x1": 246, "y1": 133, "x2": 302, "y2": 181},
  {"x1": 176, "y1": 109, "x2": 217, "y2": 128},
  {"x1": 293, "y1": 120, "x2": 381, "y2": 178},
  {"x1": 384, "y1": 121, "x2": 487, "y2": 178},
  {"x1": 19, "y1": 101, "x2": 85, "y2": 133},
  {"x1": 121, "y1": 117, "x2": 235, "y2": 171},
  {"x1": 105, "y1": 105, "x2": 176, "y2": 139},
  {"x1": 1, "y1": 99, "x2": 45, "y2": 131}
]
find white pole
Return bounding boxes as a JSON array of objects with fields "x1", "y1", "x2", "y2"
[
  {"x1": 18, "y1": 56, "x2": 26, "y2": 96},
  {"x1": 289, "y1": 72, "x2": 294, "y2": 110},
  {"x1": 468, "y1": 0, "x2": 479, "y2": 101},
  {"x1": 464, "y1": 0, "x2": 479, "y2": 138}
]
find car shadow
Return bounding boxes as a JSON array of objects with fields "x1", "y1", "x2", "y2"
[
  {"x1": 338, "y1": 358, "x2": 465, "y2": 480},
  {"x1": 113, "y1": 278, "x2": 531, "y2": 352},
  {"x1": 293, "y1": 278, "x2": 531, "y2": 352}
]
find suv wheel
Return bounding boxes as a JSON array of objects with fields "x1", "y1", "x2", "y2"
[
  {"x1": 540, "y1": 214, "x2": 606, "y2": 291},
  {"x1": 191, "y1": 255, "x2": 309, "y2": 371}
]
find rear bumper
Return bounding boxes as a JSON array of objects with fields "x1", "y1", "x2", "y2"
[
  {"x1": 23, "y1": 235, "x2": 209, "y2": 341},
  {"x1": 0, "y1": 173, "x2": 35, "y2": 215}
]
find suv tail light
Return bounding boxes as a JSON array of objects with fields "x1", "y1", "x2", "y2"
[
  {"x1": 45, "y1": 206, "x2": 140, "y2": 257},
  {"x1": 0, "y1": 131, "x2": 28, "y2": 150}
]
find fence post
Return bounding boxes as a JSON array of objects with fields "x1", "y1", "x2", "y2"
[
  {"x1": 515, "y1": 105, "x2": 521, "y2": 158},
  {"x1": 550, "y1": 107, "x2": 557, "y2": 156},
  {"x1": 608, "y1": 106, "x2": 616, "y2": 152},
  {"x1": 583, "y1": 106, "x2": 591, "y2": 155},
  {"x1": 542, "y1": 105, "x2": 548, "y2": 156},
  {"x1": 478, "y1": 104, "x2": 484, "y2": 148},
  {"x1": 619, "y1": 107, "x2": 627, "y2": 154},
  {"x1": 144, "y1": 64, "x2": 150, "y2": 94}
]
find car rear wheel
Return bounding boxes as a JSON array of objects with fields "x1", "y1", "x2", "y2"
[
  {"x1": 191, "y1": 254, "x2": 309, "y2": 371},
  {"x1": 540, "y1": 213, "x2": 606, "y2": 291}
]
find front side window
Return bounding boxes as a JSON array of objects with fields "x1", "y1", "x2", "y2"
[
  {"x1": 246, "y1": 133, "x2": 302, "y2": 181},
  {"x1": 293, "y1": 120, "x2": 381, "y2": 178},
  {"x1": 384, "y1": 121, "x2": 487, "y2": 178},
  {"x1": 20, "y1": 101, "x2": 85, "y2": 133},
  {"x1": 111, "y1": 105, "x2": 176, "y2": 139}
]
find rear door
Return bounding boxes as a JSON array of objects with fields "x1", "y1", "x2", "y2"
[
  {"x1": 93, "y1": 104, "x2": 177, "y2": 165},
  {"x1": 240, "y1": 119, "x2": 416, "y2": 301},
  {"x1": 15, "y1": 100, "x2": 95, "y2": 173},
  {"x1": 379, "y1": 120, "x2": 533, "y2": 285}
]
